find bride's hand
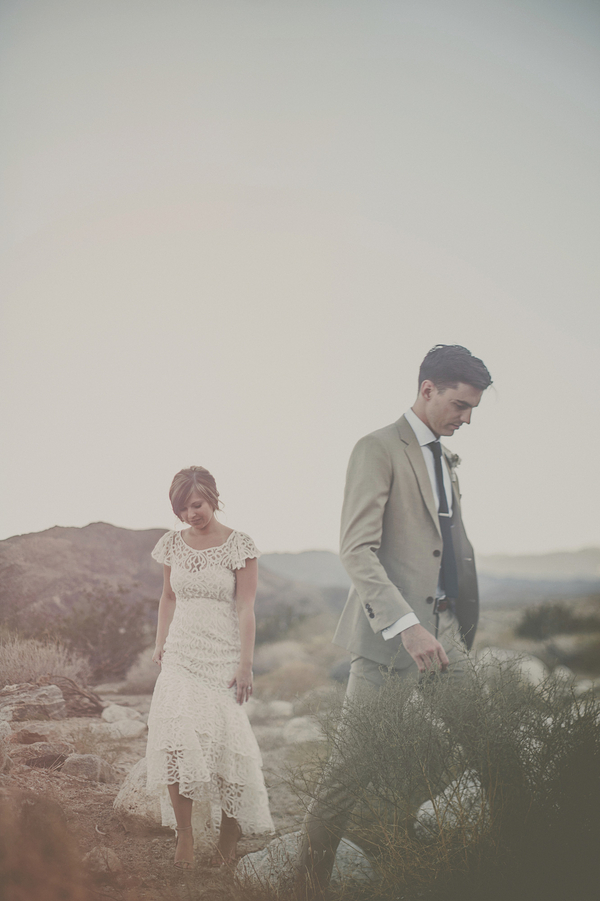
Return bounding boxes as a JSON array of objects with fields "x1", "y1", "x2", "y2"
[
  {"x1": 228, "y1": 664, "x2": 253, "y2": 705},
  {"x1": 152, "y1": 645, "x2": 164, "y2": 666}
]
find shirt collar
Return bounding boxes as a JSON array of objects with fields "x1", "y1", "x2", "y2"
[{"x1": 404, "y1": 407, "x2": 438, "y2": 448}]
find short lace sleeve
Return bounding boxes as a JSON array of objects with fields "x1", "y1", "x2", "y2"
[
  {"x1": 231, "y1": 531, "x2": 261, "y2": 570},
  {"x1": 151, "y1": 531, "x2": 173, "y2": 566}
]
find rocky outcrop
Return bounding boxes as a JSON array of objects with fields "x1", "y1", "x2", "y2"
[
  {"x1": 0, "y1": 683, "x2": 67, "y2": 721},
  {"x1": 61, "y1": 754, "x2": 118, "y2": 783}
]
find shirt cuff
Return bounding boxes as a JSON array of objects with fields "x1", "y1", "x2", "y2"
[{"x1": 381, "y1": 612, "x2": 420, "y2": 641}]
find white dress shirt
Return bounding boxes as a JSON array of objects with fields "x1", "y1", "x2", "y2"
[{"x1": 381, "y1": 407, "x2": 453, "y2": 641}]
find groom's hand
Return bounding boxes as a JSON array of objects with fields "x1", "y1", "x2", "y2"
[{"x1": 401, "y1": 623, "x2": 449, "y2": 673}]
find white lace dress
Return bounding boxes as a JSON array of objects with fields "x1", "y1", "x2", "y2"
[{"x1": 145, "y1": 529, "x2": 274, "y2": 837}]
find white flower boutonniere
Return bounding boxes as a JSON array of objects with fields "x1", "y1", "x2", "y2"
[{"x1": 447, "y1": 451, "x2": 461, "y2": 481}]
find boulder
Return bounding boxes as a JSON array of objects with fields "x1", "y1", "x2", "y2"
[
  {"x1": 12, "y1": 740, "x2": 74, "y2": 766},
  {"x1": 414, "y1": 771, "x2": 489, "y2": 842},
  {"x1": 282, "y1": 716, "x2": 324, "y2": 744},
  {"x1": 91, "y1": 719, "x2": 147, "y2": 740},
  {"x1": 101, "y1": 704, "x2": 142, "y2": 723},
  {"x1": 0, "y1": 721, "x2": 12, "y2": 772},
  {"x1": 10, "y1": 729, "x2": 49, "y2": 744},
  {"x1": 61, "y1": 754, "x2": 118, "y2": 783},
  {"x1": 237, "y1": 830, "x2": 374, "y2": 890},
  {"x1": 0, "y1": 683, "x2": 67, "y2": 721},
  {"x1": 477, "y1": 648, "x2": 547, "y2": 688},
  {"x1": 83, "y1": 846, "x2": 123, "y2": 875},
  {"x1": 113, "y1": 758, "x2": 163, "y2": 832}
]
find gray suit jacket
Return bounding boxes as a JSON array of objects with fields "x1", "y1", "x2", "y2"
[{"x1": 332, "y1": 415, "x2": 479, "y2": 668}]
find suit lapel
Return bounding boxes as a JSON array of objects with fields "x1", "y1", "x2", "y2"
[{"x1": 396, "y1": 416, "x2": 441, "y2": 537}]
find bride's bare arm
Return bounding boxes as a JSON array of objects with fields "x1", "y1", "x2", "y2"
[
  {"x1": 152, "y1": 565, "x2": 176, "y2": 665},
  {"x1": 229, "y1": 557, "x2": 258, "y2": 704}
]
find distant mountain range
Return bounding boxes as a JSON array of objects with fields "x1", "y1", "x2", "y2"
[
  {"x1": 1, "y1": 525, "x2": 598, "y2": 630},
  {"x1": 261, "y1": 548, "x2": 600, "y2": 607}
]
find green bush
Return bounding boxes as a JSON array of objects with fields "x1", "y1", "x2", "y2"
[
  {"x1": 292, "y1": 655, "x2": 600, "y2": 901},
  {"x1": 516, "y1": 599, "x2": 600, "y2": 641}
]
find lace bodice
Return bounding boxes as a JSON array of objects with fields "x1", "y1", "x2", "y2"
[{"x1": 152, "y1": 530, "x2": 261, "y2": 603}]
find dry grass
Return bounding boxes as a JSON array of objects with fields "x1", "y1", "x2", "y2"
[
  {"x1": 254, "y1": 661, "x2": 331, "y2": 701},
  {"x1": 0, "y1": 635, "x2": 90, "y2": 689}
]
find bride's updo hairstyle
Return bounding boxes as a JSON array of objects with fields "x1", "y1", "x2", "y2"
[{"x1": 169, "y1": 466, "x2": 222, "y2": 520}]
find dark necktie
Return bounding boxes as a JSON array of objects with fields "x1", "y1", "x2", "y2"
[{"x1": 427, "y1": 440, "x2": 459, "y2": 599}]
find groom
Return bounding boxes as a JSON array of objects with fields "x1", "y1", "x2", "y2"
[{"x1": 296, "y1": 344, "x2": 493, "y2": 897}]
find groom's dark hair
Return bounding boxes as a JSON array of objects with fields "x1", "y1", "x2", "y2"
[{"x1": 418, "y1": 345, "x2": 492, "y2": 392}]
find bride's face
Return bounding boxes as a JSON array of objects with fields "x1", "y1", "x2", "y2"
[{"x1": 179, "y1": 489, "x2": 215, "y2": 530}]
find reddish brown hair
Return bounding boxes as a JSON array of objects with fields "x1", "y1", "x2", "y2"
[{"x1": 169, "y1": 466, "x2": 221, "y2": 519}]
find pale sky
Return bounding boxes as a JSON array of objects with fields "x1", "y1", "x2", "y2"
[{"x1": 1, "y1": 0, "x2": 599, "y2": 556}]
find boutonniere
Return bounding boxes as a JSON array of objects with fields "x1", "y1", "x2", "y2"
[{"x1": 446, "y1": 451, "x2": 461, "y2": 480}]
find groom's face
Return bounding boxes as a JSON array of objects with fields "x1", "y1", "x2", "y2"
[{"x1": 423, "y1": 381, "x2": 483, "y2": 437}]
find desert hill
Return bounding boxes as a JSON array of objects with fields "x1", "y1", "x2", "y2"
[{"x1": 0, "y1": 523, "x2": 326, "y2": 629}]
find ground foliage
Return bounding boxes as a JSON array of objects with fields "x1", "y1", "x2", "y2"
[{"x1": 289, "y1": 655, "x2": 600, "y2": 901}]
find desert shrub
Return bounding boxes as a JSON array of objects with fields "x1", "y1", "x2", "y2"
[
  {"x1": 255, "y1": 604, "x2": 308, "y2": 644},
  {"x1": 48, "y1": 586, "x2": 155, "y2": 684},
  {"x1": 516, "y1": 599, "x2": 600, "y2": 640},
  {"x1": 291, "y1": 656, "x2": 600, "y2": 901},
  {"x1": 254, "y1": 661, "x2": 331, "y2": 701},
  {"x1": 0, "y1": 790, "x2": 91, "y2": 901},
  {"x1": 0, "y1": 635, "x2": 90, "y2": 689}
]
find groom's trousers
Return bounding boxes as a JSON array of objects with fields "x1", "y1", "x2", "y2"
[{"x1": 295, "y1": 643, "x2": 469, "y2": 894}]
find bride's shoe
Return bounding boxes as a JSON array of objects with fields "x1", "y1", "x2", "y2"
[
  {"x1": 174, "y1": 825, "x2": 194, "y2": 869},
  {"x1": 210, "y1": 822, "x2": 242, "y2": 868}
]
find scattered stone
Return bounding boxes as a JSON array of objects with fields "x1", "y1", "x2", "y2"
[
  {"x1": 282, "y1": 716, "x2": 324, "y2": 744},
  {"x1": 25, "y1": 753, "x2": 68, "y2": 770},
  {"x1": 91, "y1": 719, "x2": 147, "y2": 740},
  {"x1": 552, "y1": 665, "x2": 576, "y2": 686},
  {"x1": 0, "y1": 683, "x2": 67, "y2": 721},
  {"x1": 101, "y1": 704, "x2": 142, "y2": 723},
  {"x1": 83, "y1": 846, "x2": 123, "y2": 876},
  {"x1": 10, "y1": 729, "x2": 50, "y2": 744},
  {"x1": 61, "y1": 754, "x2": 118, "y2": 783},
  {"x1": 414, "y1": 771, "x2": 489, "y2": 842},
  {"x1": 113, "y1": 757, "x2": 163, "y2": 832},
  {"x1": 237, "y1": 830, "x2": 374, "y2": 890}
]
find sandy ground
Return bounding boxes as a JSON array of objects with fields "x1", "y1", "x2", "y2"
[{"x1": 2, "y1": 689, "x2": 310, "y2": 901}]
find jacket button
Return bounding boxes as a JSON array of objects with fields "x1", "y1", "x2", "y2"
[
  {"x1": 426, "y1": 596, "x2": 434, "y2": 604},
  {"x1": 369, "y1": 612, "x2": 375, "y2": 619},
  {"x1": 433, "y1": 549, "x2": 441, "y2": 557}
]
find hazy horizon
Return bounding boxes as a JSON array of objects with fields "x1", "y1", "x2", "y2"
[{"x1": 2, "y1": 0, "x2": 599, "y2": 556}]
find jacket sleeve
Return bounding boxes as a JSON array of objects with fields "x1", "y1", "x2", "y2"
[{"x1": 339, "y1": 434, "x2": 414, "y2": 632}]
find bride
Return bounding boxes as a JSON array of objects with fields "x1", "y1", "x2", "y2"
[{"x1": 145, "y1": 466, "x2": 273, "y2": 868}]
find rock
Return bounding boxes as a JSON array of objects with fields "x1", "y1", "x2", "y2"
[
  {"x1": 0, "y1": 721, "x2": 12, "y2": 773},
  {"x1": 101, "y1": 704, "x2": 142, "y2": 723},
  {"x1": 83, "y1": 846, "x2": 123, "y2": 875},
  {"x1": 293, "y1": 684, "x2": 341, "y2": 716},
  {"x1": 236, "y1": 830, "x2": 374, "y2": 890},
  {"x1": 253, "y1": 641, "x2": 308, "y2": 675},
  {"x1": 91, "y1": 719, "x2": 147, "y2": 740},
  {"x1": 267, "y1": 700, "x2": 294, "y2": 718},
  {"x1": 282, "y1": 716, "x2": 324, "y2": 744},
  {"x1": 61, "y1": 754, "x2": 118, "y2": 783},
  {"x1": 477, "y1": 647, "x2": 548, "y2": 688},
  {"x1": 113, "y1": 758, "x2": 163, "y2": 832},
  {"x1": 10, "y1": 729, "x2": 50, "y2": 744},
  {"x1": 552, "y1": 665, "x2": 576, "y2": 686},
  {"x1": 0, "y1": 683, "x2": 67, "y2": 721},
  {"x1": 414, "y1": 771, "x2": 489, "y2": 842},
  {"x1": 12, "y1": 740, "x2": 74, "y2": 765},
  {"x1": 573, "y1": 678, "x2": 596, "y2": 697}
]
